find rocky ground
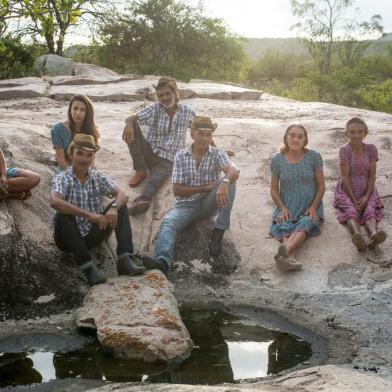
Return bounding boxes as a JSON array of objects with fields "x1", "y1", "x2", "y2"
[{"x1": 0, "y1": 66, "x2": 392, "y2": 391}]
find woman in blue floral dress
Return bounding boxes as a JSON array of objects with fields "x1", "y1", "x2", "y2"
[
  {"x1": 51, "y1": 94, "x2": 100, "y2": 173},
  {"x1": 270, "y1": 124, "x2": 325, "y2": 271}
]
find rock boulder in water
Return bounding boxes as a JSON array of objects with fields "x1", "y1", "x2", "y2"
[{"x1": 76, "y1": 271, "x2": 193, "y2": 363}]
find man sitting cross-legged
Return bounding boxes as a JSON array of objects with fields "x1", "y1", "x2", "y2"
[
  {"x1": 143, "y1": 116, "x2": 240, "y2": 275},
  {"x1": 50, "y1": 134, "x2": 145, "y2": 285}
]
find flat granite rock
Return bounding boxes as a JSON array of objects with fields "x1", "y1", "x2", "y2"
[
  {"x1": 76, "y1": 271, "x2": 193, "y2": 363},
  {"x1": 48, "y1": 77, "x2": 262, "y2": 101},
  {"x1": 0, "y1": 77, "x2": 47, "y2": 100},
  {"x1": 85, "y1": 365, "x2": 392, "y2": 392},
  {"x1": 179, "y1": 82, "x2": 262, "y2": 100},
  {"x1": 49, "y1": 79, "x2": 153, "y2": 101}
]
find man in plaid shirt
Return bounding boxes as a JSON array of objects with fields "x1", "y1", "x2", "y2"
[
  {"x1": 142, "y1": 116, "x2": 240, "y2": 275},
  {"x1": 123, "y1": 77, "x2": 195, "y2": 216},
  {"x1": 50, "y1": 134, "x2": 145, "y2": 285}
]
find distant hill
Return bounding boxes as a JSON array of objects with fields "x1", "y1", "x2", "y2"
[{"x1": 243, "y1": 33, "x2": 392, "y2": 60}]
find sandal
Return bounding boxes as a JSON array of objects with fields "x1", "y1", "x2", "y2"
[
  {"x1": 367, "y1": 230, "x2": 387, "y2": 250},
  {"x1": 19, "y1": 190, "x2": 32, "y2": 201},
  {"x1": 352, "y1": 232, "x2": 366, "y2": 252},
  {"x1": 275, "y1": 255, "x2": 303, "y2": 271}
]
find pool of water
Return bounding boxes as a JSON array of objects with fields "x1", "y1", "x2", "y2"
[{"x1": 0, "y1": 308, "x2": 317, "y2": 388}]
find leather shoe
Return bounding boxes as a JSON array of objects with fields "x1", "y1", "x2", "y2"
[
  {"x1": 117, "y1": 255, "x2": 146, "y2": 276},
  {"x1": 80, "y1": 262, "x2": 106, "y2": 285},
  {"x1": 209, "y1": 228, "x2": 225, "y2": 256},
  {"x1": 140, "y1": 255, "x2": 169, "y2": 276},
  {"x1": 128, "y1": 197, "x2": 150, "y2": 216},
  {"x1": 128, "y1": 171, "x2": 147, "y2": 187}
]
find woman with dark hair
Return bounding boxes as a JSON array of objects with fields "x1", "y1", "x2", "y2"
[
  {"x1": 51, "y1": 94, "x2": 100, "y2": 172},
  {"x1": 270, "y1": 124, "x2": 325, "y2": 271},
  {"x1": 334, "y1": 117, "x2": 386, "y2": 251}
]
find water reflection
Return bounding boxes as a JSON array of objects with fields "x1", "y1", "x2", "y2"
[{"x1": 0, "y1": 309, "x2": 313, "y2": 387}]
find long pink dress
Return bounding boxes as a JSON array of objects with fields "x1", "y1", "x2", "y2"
[{"x1": 334, "y1": 143, "x2": 384, "y2": 225}]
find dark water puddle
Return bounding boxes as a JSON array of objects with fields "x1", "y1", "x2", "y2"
[{"x1": 0, "y1": 308, "x2": 318, "y2": 388}]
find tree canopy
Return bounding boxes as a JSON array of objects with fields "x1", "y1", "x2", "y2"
[
  {"x1": 97, "y1": 0, "x2": 245, "y2": 81},
  {"x1": 1, "y1": 0, "x2": 108, "y2": 55},
  {"x1": 291, "y1": 0, "x2": 383, "y2": 73}
]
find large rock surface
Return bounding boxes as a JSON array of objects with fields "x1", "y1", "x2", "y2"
[
  {"x1": 48, "y1": 77, "x2": 262, "y2": 102},
  {"x1": 0, "y1": 70, "x2": 392, "y2": 390},
  {"x1": 34, "y1": 54, "x2": 74, "y2": 77},
  {"x1": 85, "y1": 365, "x2": 392, "y2": 392},
  {"x1": 0, "y1": 77, "x2": 47, "y2": 99},
  {"x1": 76, "y1": 272, "x2": 193, "y2": 363}
]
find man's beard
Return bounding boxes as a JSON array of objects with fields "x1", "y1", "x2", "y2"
[{"x1": 161, "y1": 100, "x2": 176, "y2": 110}]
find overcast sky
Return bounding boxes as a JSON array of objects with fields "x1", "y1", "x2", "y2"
[{"x1": 194, "y1": 0, "x2": 392, "y2": 38}]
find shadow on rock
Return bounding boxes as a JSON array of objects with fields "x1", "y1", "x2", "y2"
[{"x1": 171, "y1": 220, "x2": 240, "y2": 285}]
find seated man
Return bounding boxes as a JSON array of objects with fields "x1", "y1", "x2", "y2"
[
  {"x1": 143, "y1": 116, "x2": 240, "y2": 275},
  {"x1": 0, "y1": 148, "x2": 40, "y2": 200},
  {"x1": 122, "y1": 77, "x2": 195, "y2": 215},
  {"x1": 50, "y1": 134, "x2": 145, "y2": 285}
]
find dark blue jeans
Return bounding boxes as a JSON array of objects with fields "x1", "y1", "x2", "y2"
[{"x1": 54, "y1": 205, "x2": 133, "y2": 266}]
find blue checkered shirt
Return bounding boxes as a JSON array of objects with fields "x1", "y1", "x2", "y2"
[
  {"x1": 51, "y1": 167, "x2": 117, "y2": 237},
  {"x1": 172, "y1": 145, "x2": 231, "y2": 203},
  {"x1": 138, "y1": 103, "x2": 195, "y2": 162}
]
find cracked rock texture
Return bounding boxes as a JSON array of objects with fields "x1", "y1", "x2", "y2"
[
  {"x1": 0, "y1": 70, "x2": 392, "y2": 390},
  {"x1": 76, "y1": 272, "x2": 193, "y2": 362}
]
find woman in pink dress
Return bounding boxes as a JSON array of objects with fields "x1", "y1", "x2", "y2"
[{"x1": 334, "y1": 117, "x2": 386, "y2": 251}]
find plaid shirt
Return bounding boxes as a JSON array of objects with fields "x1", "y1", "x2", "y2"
[
  {"x1": 138, "y1": 103, "x2": 195, "y2": 162},
  {"x1": 172, "y1": 145, "x2": 231, "y2": 203},
  {"x1": 51, "y1": 167, "x2": 117, "y2": 237}
]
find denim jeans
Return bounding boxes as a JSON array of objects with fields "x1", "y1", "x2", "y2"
[
  {"x1": 127, "y1": 120, "x2": 173, "y2": 200},
  {"x1": 54, "y1": 205, "x2": 133, "y2": 266},
  {"x1": 154, "y1": 182, "x2": 236, "y2": 266}
]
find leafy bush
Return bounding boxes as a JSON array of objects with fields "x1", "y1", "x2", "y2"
[{"x1": 0, "y1": 36, "x2": 34, "y2": 79}]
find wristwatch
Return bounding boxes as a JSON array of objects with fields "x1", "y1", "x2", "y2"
[
  {"x1": 220, "y1": 178, "x2": 230, "y2": 184},
  {"x1": 110, "y1": 203, "x2": 119, "y2": 209}
]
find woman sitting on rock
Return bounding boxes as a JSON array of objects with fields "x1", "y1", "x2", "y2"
[
  {"x1": 0, "y1": 147, "x2": 40, "y2": 200},
  {"x1": 51, "y1": 94, "x2": 100, "y2": 172},
  {"x1": 270, "y1": 124, "x2": 325, "y2": 271},
  {"x1": 334, "y1": 117, "x2": 386, "y2": 251}
]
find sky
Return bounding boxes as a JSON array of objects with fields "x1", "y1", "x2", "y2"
[{"x1": 194, "y1": 0, "x2": 392, "y2": 38}]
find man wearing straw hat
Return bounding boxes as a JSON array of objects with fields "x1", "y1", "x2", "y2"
[
  {"x1": 122, "y1": 77, "x2": 195, "y2": 216},
  {"x1": 50, "y1": 134, "x2": 145, "y2": 285},
  {"x1": 142, "y1": 116, "x2": 240, "y2": 275}
]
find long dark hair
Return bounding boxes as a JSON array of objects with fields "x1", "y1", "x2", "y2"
[
  {"x1": 67, "y1": 94, "x2": 100, "y2": 144},
  {"x1": 280, "y1": 124, "x2": 309, "y2": 153}
]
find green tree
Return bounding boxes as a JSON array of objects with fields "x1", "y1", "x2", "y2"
[
  {"x1": 291, "y1": 0, "x2": 382, "y2": 73},
  {"x1": 0, "y1": 35, "x2": 43, "y2": 78},
  {"x1": 3, "y1": 0, "x2": 108, "y2": 55},
  {"x1": 98, "y1": 0, "x2": 245, "y2": 81}
]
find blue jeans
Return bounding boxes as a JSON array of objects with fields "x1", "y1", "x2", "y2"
[{"x1": 155, "y1": 183, "x2": 236, "y2": 267}]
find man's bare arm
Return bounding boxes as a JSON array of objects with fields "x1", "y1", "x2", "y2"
[{"x1": 122, "y1": 114, "x2": 139, "y2": 144}]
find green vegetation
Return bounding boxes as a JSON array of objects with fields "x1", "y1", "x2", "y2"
[
  {"x1": 0, "y1": 0, "x2": 391, "y2": 114},
  {"x1": 0, "y1": 36, "x2": 45, "y2": 79},
  {"x1": 245, "y1": 1, "x2": 392, "y2": 114},
  {"x1": 93, "y1": 0, "x2": 245, "y2": 82}
]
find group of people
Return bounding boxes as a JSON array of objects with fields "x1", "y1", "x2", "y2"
[
  {"x1": 0, "y1": 77, "x2": 386, "y2": 284},
  {"x1": 269, "y1": 118, "x2": 385, "y2": 271}
]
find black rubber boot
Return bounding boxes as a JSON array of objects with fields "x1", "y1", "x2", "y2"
[
  {"x1": 80, "y1": 262, "x2": 106, "y2": 285},
  {"x1": 117, "y1": 255, "x2": 146, "y2": 276},
  {"x1": 141, "y1": 255, "x2": 169, "y2": 276},
  {"x1": 209, "y1": 228, "x2": 225, "y2": 256}
]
